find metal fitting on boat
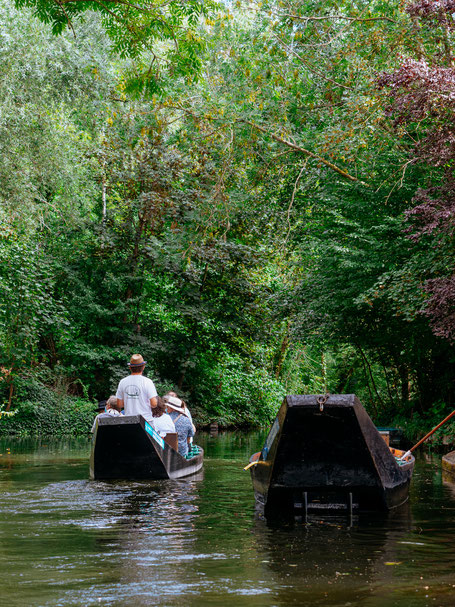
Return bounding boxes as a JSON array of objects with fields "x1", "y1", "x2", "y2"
[{"x1": 317, "y1": 394, "x2": 329, "y2": 412}]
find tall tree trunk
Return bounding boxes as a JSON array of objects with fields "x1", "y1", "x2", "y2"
[
  {"x1": 356, "y1": 345, "x2": 383, "y2": 415},
  {"x1": 6, "y1": 379, "x2": 13, "y2": 412},
  {"x1": 321, "y1": 351, "x2": 327, "y2": 393},
  {"x1": 275, "y1": 320, "x2": 290, "y2": 379},
  {"x1": 399, "y1": 364, "x2": 410, "y2": 405},
  {"x1": 123, "y1": 212, "x2": 147, "y2": 323}
]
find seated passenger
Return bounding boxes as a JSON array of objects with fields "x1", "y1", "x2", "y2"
[
  {"x1": 91, "y1": 395, "x2": 122, "y2": 432},
  {"x1": 163, "y1": 392, "x2": 196, "y2": 432},
  {"x1": 164, "y1": 396, "x2": 195, "y2": 457},
  {"x1": 151, "y1": 397, "x2": 176, "y2": 437}
]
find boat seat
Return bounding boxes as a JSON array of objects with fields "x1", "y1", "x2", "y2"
[{"x1": 163, "y1": 433, "x2": 178, "y2": 451}]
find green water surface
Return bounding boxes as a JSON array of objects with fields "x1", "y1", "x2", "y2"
[{"x1": 0, "y1": 433, "x2": 454, "y2": 607}]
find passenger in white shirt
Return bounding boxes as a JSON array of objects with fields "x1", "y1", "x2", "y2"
[
  {"x1": 116, "y1": 354, "x2": 158, "y2": 422},
  {"x1": 151, "y1": 397, "x2": 176, "y2": 437}
]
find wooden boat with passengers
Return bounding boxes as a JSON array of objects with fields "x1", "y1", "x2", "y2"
[
  {"x1": 246, "y1": 394, "x2": 414, "y2": 518},
  {"x1": 90, "y1": 415, "x2": 203, "y2": 480}
]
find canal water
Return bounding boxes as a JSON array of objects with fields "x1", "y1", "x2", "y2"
[{"x1": 0, "y1": 432, "x2": 454, "y2": 607}]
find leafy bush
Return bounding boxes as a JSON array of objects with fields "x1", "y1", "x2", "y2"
[
  {"x1": 0, "y1": 397, "x2": 96, "y2": 437},
  {"x1": 392, "y1": 401, "x2": 455, "y2": 447},
  {"x1": 193, "y1": 351, "x2": 285, "y2": 427}
]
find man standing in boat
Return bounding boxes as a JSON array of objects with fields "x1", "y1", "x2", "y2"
[{"x1": 116, "y1": 354, "x2": 157, "y2": 421}]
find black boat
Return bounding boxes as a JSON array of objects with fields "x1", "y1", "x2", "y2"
[
  {"x1": 90, "y1": 415, "x2": 203, "y2": 480},
  {"x1": 247, "y1": 394, "x2": 414, "y2": 517}
]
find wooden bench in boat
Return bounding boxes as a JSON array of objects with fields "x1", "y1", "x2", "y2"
[{"x1": 163, "y1": 432, "x2": 178, "y2": 452}]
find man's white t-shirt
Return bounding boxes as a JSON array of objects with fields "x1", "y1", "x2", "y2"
[
  {"x1": 116, "y1": 374, "x2": 158, "y2": 421},
  {"x1": 152, "y1": 413, "x2": 176, "y2": 437}
]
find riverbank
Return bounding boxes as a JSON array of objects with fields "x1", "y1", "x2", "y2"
[
  {"x1": 0, "y1": 396, "x2": 266, "y2": 437},
  {"x1": 0, "y1": 370, "x2": 282, "y2": 435},
  {"x1": 0, "y1": 400, "x2": 267, "y2": 437},
  {"x1": 0, "y1": 398, "x2": 96, "y2": 437},
  {"x1": 1, "y1": 390, "x2": 454, "y2": 447}
]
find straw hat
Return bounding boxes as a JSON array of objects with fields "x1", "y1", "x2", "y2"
[
  {"x1": 128, "y1": 354, "x2": 147, "y2": 368},
  {"x1": 163, "y1": 395, "x2": 186, "y2": 413}
]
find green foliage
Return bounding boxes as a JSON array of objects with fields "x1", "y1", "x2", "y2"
[
  {"x1": 392, "y1": 402, "x2": 455, "y2": 447},
  {"x1": 190, "y1": 351, "x2": 285, "y2": 426},
  {"x1": 14, "y1": 0, "x2": 220, "y2": 92},
  {"x1": 0, "y1": 3, "x2": 105, "y2": 230},
  {"x1": 0, "y1": 366, "x2": 95, "y2": 436},
  {"x1": 0, "y1": 397, "x2": 96, "y2": 437},
  {"x1": 0, "y1": 233, "x2": 69, "y2": 399},
  {"x1": 3, "y1": 0, "x2": 455, "y2": 434}
]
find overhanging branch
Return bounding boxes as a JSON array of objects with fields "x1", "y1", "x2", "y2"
[{"x1": 244, "y1": 120, "x2": 368, "y2": 185}]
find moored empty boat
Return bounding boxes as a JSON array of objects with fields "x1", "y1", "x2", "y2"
[
  {"x1": 90, "y1": 415, "x2": 203, "y2": 480},
  {"x1": 247, "y1": 394, "x2": 414, "y2": 518}
]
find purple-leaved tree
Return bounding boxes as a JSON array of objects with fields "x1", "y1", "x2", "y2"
[{"x1": 379, "y1": 1, "x2": 455, "y2": 341}]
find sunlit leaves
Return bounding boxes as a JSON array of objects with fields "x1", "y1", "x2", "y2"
[{"x1": 14, "y1": 0, "x2": 220, "y2": 92}]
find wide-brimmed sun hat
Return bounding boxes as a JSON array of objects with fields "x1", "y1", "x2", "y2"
[
  {"x1": 163, "y1": 395, "x2": 186, "y2": 413},
  {"x1": 128, "y1": 354, "x2": 147, "y2": 368}
]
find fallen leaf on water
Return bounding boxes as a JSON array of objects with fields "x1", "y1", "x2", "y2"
[{"x1": 385, "y1": 562, "x2": 402, "y2": 566}]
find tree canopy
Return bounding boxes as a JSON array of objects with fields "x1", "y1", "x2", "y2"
[
  {"x1": 14, "y1": 0, "x2": 217, "y2": 93},
  {"x1": 1, "y1": 0, "x2": 455, "y2": 433}
]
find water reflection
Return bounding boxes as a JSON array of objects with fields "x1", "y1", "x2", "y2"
[
  {"x1": 0, "y1": 435, "x2": 455, "y2": 606},
  {"x1": 250, "y1": 510, "x2": 413, "y2": 607}
]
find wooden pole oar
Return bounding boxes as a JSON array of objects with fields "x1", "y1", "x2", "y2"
[{"x1": 400, "y1": 409, "x2": 455, "y2": 460}]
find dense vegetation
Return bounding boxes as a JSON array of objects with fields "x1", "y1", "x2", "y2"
[{"x1": 1, "y1": 0, "x2": 455, "y2": 436}]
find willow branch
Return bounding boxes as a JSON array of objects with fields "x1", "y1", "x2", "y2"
[
  {"x1": 244, "y1": 120, "x2": 368, "y2": 185},
  {"x1": 283, "y1": 161, "x2": 308, "y2": 246}
]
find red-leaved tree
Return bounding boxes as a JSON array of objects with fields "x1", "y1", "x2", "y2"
[{"x1": 378, "y1": 1, "x2": 455, "y2": 341}]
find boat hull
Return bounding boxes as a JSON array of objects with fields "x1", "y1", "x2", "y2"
[
  {"x1": 442, "y1": 450, "x2": 455, "y2": 481},
  {"x1": 90, "y1": 415, "x2": 203, "y2": 480},
  {"x1": 249, "y1": 395, "x2": 414, "y2": 517}
]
